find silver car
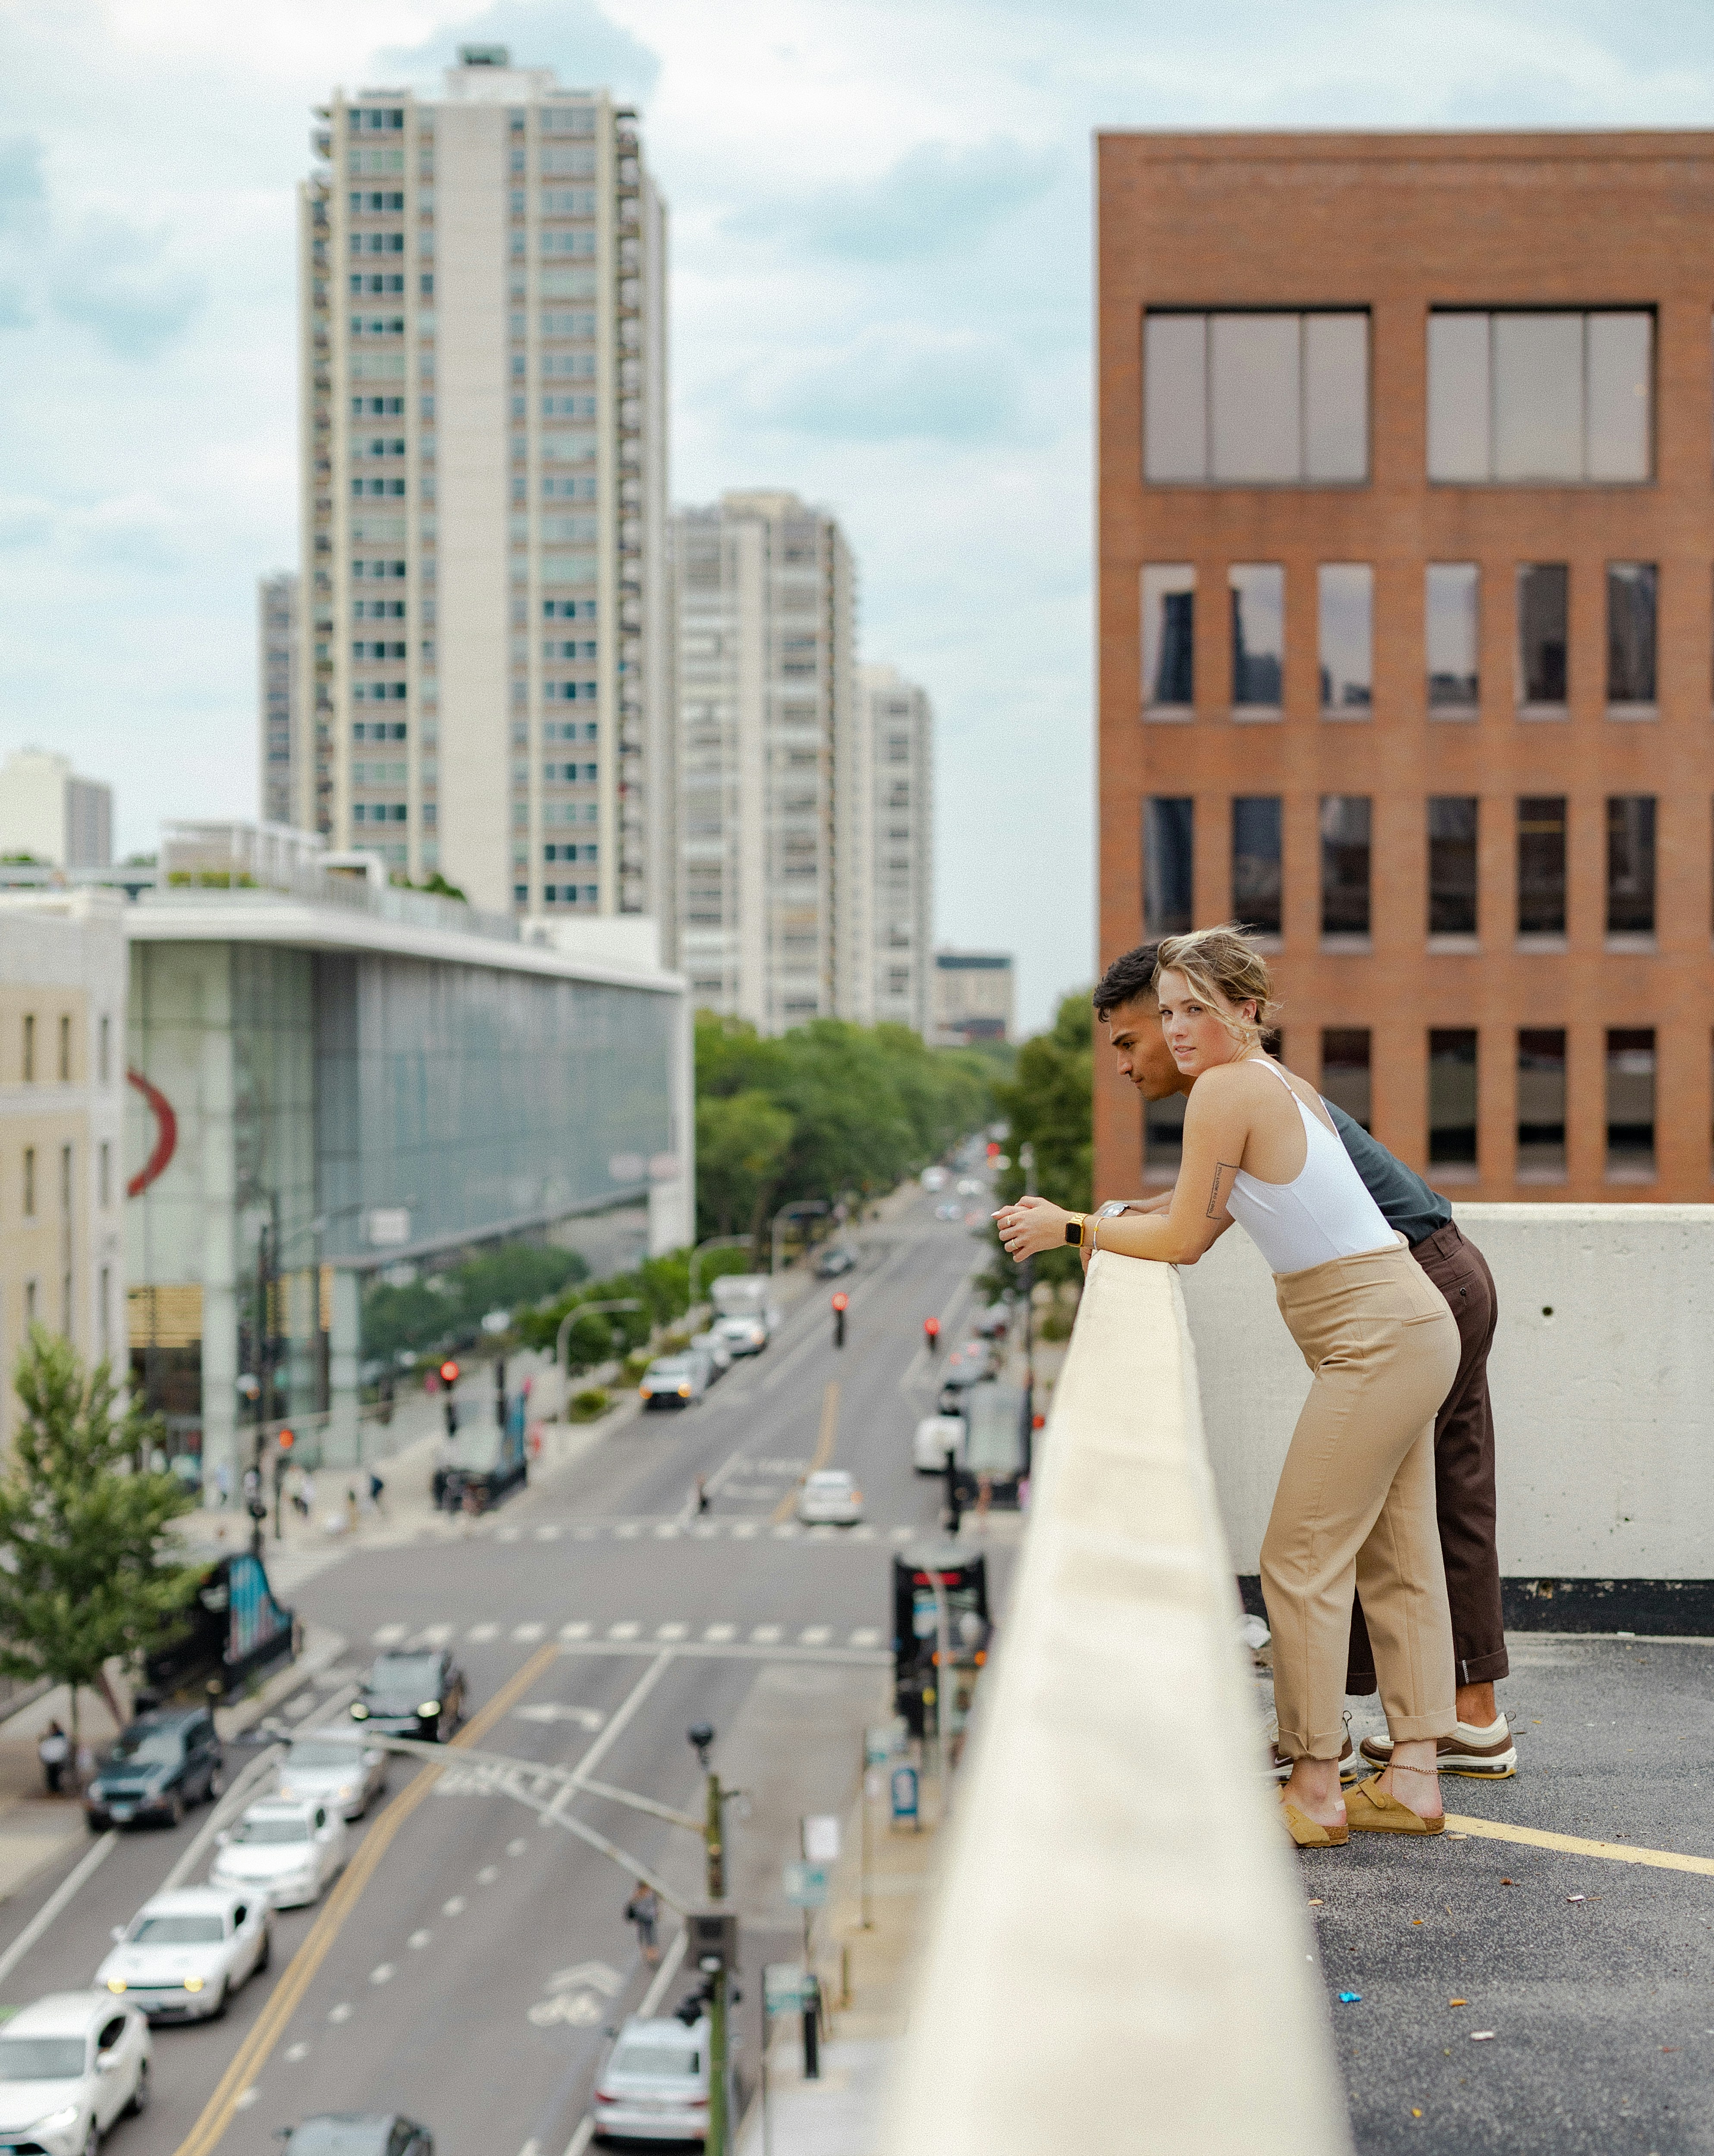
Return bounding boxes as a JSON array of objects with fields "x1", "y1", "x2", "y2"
[
  {"x1": 96, "y1": 1887, "x2": 270, "y2": 2023},
  {"x1": 0, "y1": 1993, "x2": 151, "y2": 2156},
  {"x1": 594, "y1": 2015, "x2": 715, "y2": 2144},
  {"x1": 638, "y1": 1354, "x2": 709, "y2": 1410},
  {"x1": 276, "y1": 1734, "x2": 389, "y2": 1821},
  {"x1": 210, "y1": 1799, "x2": 347, "y2": 1909}
]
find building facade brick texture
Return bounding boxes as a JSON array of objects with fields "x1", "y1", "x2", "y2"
[{"x1": 1097, "y1": 131, "x2": 1714, "y2": 1203}]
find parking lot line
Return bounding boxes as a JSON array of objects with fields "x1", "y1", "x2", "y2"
[{"x1": 1443, "y1": 1813, "x2": 1714, "y2": 1876}]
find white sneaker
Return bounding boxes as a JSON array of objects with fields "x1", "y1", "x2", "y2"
[{"x1": 1359, "y1": 1715, "x2": 1516, "y2": 1779}]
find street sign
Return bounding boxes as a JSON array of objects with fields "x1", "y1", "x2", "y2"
[
  {"x1": 801, "y1": 1814, "x2": 841, "y2": 1863},
  {"x1": 764, "y1": 1963, "x2": 818, "y2": 2014},
  {"x1": 782, "y1": 1860, "x2": 830, "y2": 1908},
  {"x1": 890, "y1": 1764, "x2": 919, "y2": 1825}
]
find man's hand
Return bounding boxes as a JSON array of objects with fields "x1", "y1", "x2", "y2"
[{"x1": 993, "y1": 1194, "x2": 1074, "y2": 1261}]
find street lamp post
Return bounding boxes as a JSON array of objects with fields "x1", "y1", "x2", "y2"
[
  {"x1": 687, "y1": 1721, "x2": 729, "y2": 1898},
  {"x1": 769, "y1": 1199, "x2": 829, "y2": 1279}
]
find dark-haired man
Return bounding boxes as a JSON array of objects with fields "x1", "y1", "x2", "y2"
[{"x1": 1091, "y1": 941, "x2": 1516, "y2": 1780}]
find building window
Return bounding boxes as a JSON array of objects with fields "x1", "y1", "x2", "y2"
[
  {"x1": 1320, "y1": 796, "x2": 1372, "y2": 939},
  {"x1": 1428, "y1": 798, "x2": 1479, "y2": 937},
  {"x1": 1229, "y1": 566, "x2": 1284, "y2": 711},
  {"x1": 1231, "y1": 797, "x2": 1282, "y2": 937},
  {"x1": 22, "y1": 1013, "x2": 33, "y2": 1081},
  {"x1": 99, "y1": 1266, "x2": 110, "y2": 1359},
  {"x1": 1320, "y1": 1028, "x2": 1372, "y2": 1131},
  {"x1": 1426, "y1": 564, "x2": 1479, "y2": 715},
  {"x1": 1606, "y1": 1029, "x2": 1656, "y2": 1180},
  {"x1": 1606, "y1": 563, "x2": 1657, "y2": 709},
  {"x1": 98, "y1": 1014, "x2": 110, "y2": 1085},
  {"x1": 1606, "y1": 796, "x2": 1657, "y2": 937},
  {"x1": 1318, "y1": 564, "x2": 1372, "y2": 717},
  {"x1": 22, "y1": 1146, "x2": 35, "y2": 1216},
  {"x1": 99, "y1": 1141, "x2": 110, "y2": 1210},
  {"x1": 1143, "y1": 310, "x2": 1368, "y2": 484},
  {"x1": 60, "y1": 1144, "x2": 71, "y2": 1215},
  {"x1": 1426, "y1": 310, "x2": 1652, "y2": 483},
  {"x1": 1141, "y1": 566, "x2": 1194, "y2": 711},
  {"x1": 1143, "y1": 798, "x2": 1194, "y2": 936},
  {"x1": 1428, "y1": 1030, "x2": 1479, "y2": 1169},
  {"x1": 1517, "y1": 1029, "x2": 1567, "y2": 1182},
  {"x1": 57, "y1": 1014, "x2": 70, "y2": 1081},
  {"x1": 1517, "y1": 797, "x2": 1567, "y2": 938},
  {"x1": 1516, "y1": 564, "x2": 1569, "y2": 711}
]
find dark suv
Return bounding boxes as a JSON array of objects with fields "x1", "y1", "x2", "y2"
[
  {"x1": 84, "y1": 1707, "x2": 224, "y2": 1831},
  {"x1": 351, "y1": 1649, "x2": 466, "y2": 1742}
]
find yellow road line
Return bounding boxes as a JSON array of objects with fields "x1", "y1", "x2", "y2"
[
  {"x1": 771, "y1": 1379, "x2": 840, "y2": 1523},
  {"x1": 1444, "y1": 1813, "x2": 1714, "y2": 1877},
  {"x1": 174, "y1": 1640, "x2": 562, "y2": 2156}
]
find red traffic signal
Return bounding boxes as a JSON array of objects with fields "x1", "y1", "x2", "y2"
[
  {"x1": 277, "y1": 1428, "x2": 295, "y2": 1451},
  {"x1": 830, "y1": 1293, "x2": 849, "y2": 1312},
  {"x1": 986, "y1": 1141, "x2": 1001, "y2": 1158},
  {"x1": 923, "y1": 1317, "x2": 940, "y2": 1337},
  {"x1": 438, "y1": 1359, "x2": 460, "y2": 1387}
]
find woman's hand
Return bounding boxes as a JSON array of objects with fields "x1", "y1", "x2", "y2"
[{"x1": 993, "y1": 1194, "x2": 1074, "y2": 1261}]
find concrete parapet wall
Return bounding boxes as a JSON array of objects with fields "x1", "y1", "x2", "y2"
[
  {"x1": 885, "y1": 1249, "x2": 1351, "y2": 2155},
  {"x1": 1180, "y1": 1204, "x2": 1714, "y2": 1582}
]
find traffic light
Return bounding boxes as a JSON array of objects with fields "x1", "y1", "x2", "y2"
[
  {"x1": 276, "y1": 1428, "x2": 295, "y2": 1453},
  {"x1": 439, "y1": 1359, "x2": 460, "y2": 1438},
  {"x1": 830, "y1": 1292, "x2": 848, "y2": 1349},
  {"x1": 923, "y1": 1316, "x2": 940, "y2": 1354},
  {"x1": 438, "y1": 1359, "x2": 460, "y2": 1387}
]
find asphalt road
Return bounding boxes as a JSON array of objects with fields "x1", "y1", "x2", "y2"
[{"x1": 0, "y1": 1182, "x2": 1007, "y2": 2156}]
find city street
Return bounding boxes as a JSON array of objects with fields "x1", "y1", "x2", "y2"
[{"x1": 0, "y1": 1187, "x2": 1012, "y2": 2156}]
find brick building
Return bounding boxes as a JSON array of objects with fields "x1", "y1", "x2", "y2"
[{"x1": 1097, "y1": 131, "x2": 1714, "y2": 1202}]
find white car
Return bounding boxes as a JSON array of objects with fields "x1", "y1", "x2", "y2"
[
  {"x1": 913, "y1": 1414, "x2": 966, "y2": 1475},
  {"x1": 956, "y1": 1177, "x2": 984, "y2": 1196},
  {"x1": 594, "y1": 2015, "x2": 717, "y2": 2144},
  {"x1": 795, "y1": 1469, "x2": 864, "y2": 1526},
  {"x1": 96, "y1": 1887, "x2": 270, "y2": 2023},
  {"x1": 276, "y1": 1734, "x2": 389, "y2": 1821},
  {"x1": 687, "y1": 1330, "x2": 733, "y2": 1378},
  {"x1": 210, "y1": 1799, "x2": 346, "y2": 1908},
  {"x1": 0, "y1": 1993, "x2": 151, "y2": 2156},
  {"x1": 919, "y1": 1166, "x2": 948, "y2": 1192},
  {"x1": 713, "y1": 1314, "x2": 766, "y2": 1357}
]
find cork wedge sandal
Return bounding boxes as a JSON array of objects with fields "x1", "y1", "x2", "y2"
[
  {"x1": 1344, "y1": 1774, "x2": 1445, "y2": 1836},
  {"x1": 1281, "y1": 1796, "x2": 1349, "y2": 1848}
]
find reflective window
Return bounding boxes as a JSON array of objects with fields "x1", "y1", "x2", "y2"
[
  {"x1": 1318, "y1": 565, "x2": 1372, "y2": 716},
  {"x1": 1426, "y1": 564, "x2": 1479, "y2": 712},
  {"x1": 1428, "y1": 798, "x2": 1479, "y2": 936},
  {"x1": 1516, "y1": 565, "x2": 1569, "y2": 709},
  {"x1": 1229, "y1": 565, "x2": 1284, "y2": 709},
  {"x1": 1143, "y1": 797, "x2": 1194, "y2": 936},
  {"x1": 1606, "y1": 1029, "x2": 1656, "y2": 1180},
  {"x1": 1606, "y1": 796, "x2": 1656, "y2": 935},
  {"x1": 1517, "y1": 797, "x2": 1567, "y2": 937},
  {"x1": 1607, "y1": 563, "x2": 1657, "y2": 706},
  {"x1": 1143, "y1": 311, "x2": 1368, "y2": 483},
  {"x1": 1321, "y1": 1028, "x2": 1372, "y2": 1132},
  {"x1": 1320, "y1": 796, "x2": 1372, "y2": 938},
  {"x1": 1428, "y1": 1030, "x2": 1479, "y2": 1168},
  {"x1": 1427, "y1": 310, "x2": 1652, "y2": 482},
  {"x1": 1140, "y1": 566, "x2": 1195, "y2": 709},
  {"x1": 1517, "y1": 1029, "x2": 1567, "y2": 1181},
  {"x1": 1231, "y1": 797, "x2": 1282, "y2": 937}
]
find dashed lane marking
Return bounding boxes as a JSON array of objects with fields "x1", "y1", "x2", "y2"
[
  {"x1": 372, "y1": 1623, "x2": 408, "y2": 1646},
  {"x1": 799, "y1": 1626, "x2": 832, "y2": 1646},
  {"x1": 656, "y1": 1623, "x2": 689, "y2": 1640},
  {"x1": 751, "y1": 1625, "x2": 782, "y2": 1644},
  {"x1": 468, "y1": 1622, "x2": 500, "y2": 1642},
  {"x1": 703, "y1": 1624, "x2": 737, "y2": 1642},
  {"x1": 559, "y1": 1621, "x2": 592, "y2": 1641},
  {"x1": 608, "y1": 1621, "x2": 641, "y2": 1640},
  {"x1": 512, "y1": 1622, "x2": 546, "y2": 1642}
]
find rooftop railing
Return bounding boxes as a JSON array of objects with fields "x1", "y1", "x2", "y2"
[{"x1": 885, "y1": 1247, "x2": 1351, "y2": 2153}]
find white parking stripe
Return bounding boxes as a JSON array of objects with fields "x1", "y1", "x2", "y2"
[
  {"x1": 730, "y1": 1522, "x2": 759, "y2": 1539},
  {"x1": 653, "y1": 1523, "x2": 679, "y2": 1539},
  {"x1": 535, "y1": 1526, "x2": 562, "y2": 1541}
]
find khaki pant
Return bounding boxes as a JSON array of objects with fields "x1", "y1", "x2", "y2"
[{"x1": 1261, "y1": 1239, "x2": 1461, "y2": 1761}]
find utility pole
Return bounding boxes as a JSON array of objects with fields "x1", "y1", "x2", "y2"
[
  {"x1": 688, "y1": 1722, "x2": 726, "y2": 1897},
  {"x1": 687, "y1": 1910, "x2": 739, "y2": 2156},
  {"x1": 943, "y1": 1440, "x2": 961, "y2": 1539},
  {"x1": 830, "y1": 1292, "x2": 847, "y2": 1349}
]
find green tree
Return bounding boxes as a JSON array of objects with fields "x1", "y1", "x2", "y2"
[
  {"x1": 695, "y1": 1089, "x2": 794, "y2": 1245},
  {"x1": 986, "y1": 988, "x2": 1095, "y2": 1291},
  {"x1": 0, "y1": 1328, "x2": 204, "y2": 1767}
]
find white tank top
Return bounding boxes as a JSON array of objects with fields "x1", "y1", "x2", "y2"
[{"x1": 1225, "y1": 1059, "x2": 1397, "y2": 1275}]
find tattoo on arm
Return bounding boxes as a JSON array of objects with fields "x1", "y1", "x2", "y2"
[{"x1": 1205, "y1": 1162, "x2": 1240, "y2": 1220}]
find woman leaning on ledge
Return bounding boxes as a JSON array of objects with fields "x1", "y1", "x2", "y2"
[{"x1": 994, "y1": 925, "x2": 1460, "y2": 1848}]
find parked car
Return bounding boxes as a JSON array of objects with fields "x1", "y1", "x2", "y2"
[
  {"x1": 210, "y1": 1799, "x2": 346, "y2": 1909},
  {"x1": 0, "y1": 1993, "x2": 151, "y2": 2156},
  {"x1": 955, "y1": 1177, "x2": 984, "y2": 1196},
  {"x1": 972, "y1": 1304, "x2": 1011, "y2": 1340},
  {"x1": 350, "y1": 1649, "x2": 466, "y2": 1741},
  {"x1": 920, "y1": 1165, "x2": 948, "y2": 1191},
  {"x1": 638, "y1": 1354, "x2": 709, "y2": 1409},
  {"x1": 913, "y1": 1414, "x2": 966, "y2": 1475},
  {"x1": 83, "y1": 1708, "x2": 224, "y2": 1832},
  {"x1": 795, "y1": 1470, "x2": 864, "y2": 1526},
  {"x1": 96, "y1": 1886, "x2": 269, "y2": 2022},
  {"x1": 712, "y1": 1314, "x2": 767, "y2": 1358},
  {"x1": 278, "y1": 2117, "x2": 433, "y2": 2156},
  {"x1": 813, "y1": 1245, "x2": 857, "y2": 1279},
  {"x1": 933, "y1": 1200, "x2": 961, "y2": 1222},
  {"x1": 687, "y1": 1330, "x2": 733, "y2": 1379},
  {"x1": 276, "y1": 1734, "x2": 389, "y2": 1821},
  {"x1": 594, "y1": 2015, "x2": 715, "y2": 2145}
]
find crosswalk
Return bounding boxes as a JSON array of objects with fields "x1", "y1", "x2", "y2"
[
  {"x1": 368, "y1": 1617, "x2": 886, "y2": 1651},
  {"x1": 490, "y1": 1519, "x2": 926, "y2": 1545}
]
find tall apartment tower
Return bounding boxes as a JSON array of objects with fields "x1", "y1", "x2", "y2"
[
  {"x1": 258, "y1": 572, "x2": 302, "y2": 828},
  {"x1": 298, "y1": 46, "x2": 669, "y2": 922},
  {"x1": 863, "y1": 664, "x2": 934, "y2": 1035},
  {"x1": 1098, "y1": 130, "x2": 1714, "y2": 1204},
  {"x1": 674, "y1": 492, "x2": 865, "y2": 1032},
  {"x1": 0, "y1": 750, "x2": 112, "y2": 870}
]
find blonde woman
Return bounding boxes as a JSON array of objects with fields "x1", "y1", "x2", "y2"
[{"x1": 995, "y1": 928, "x2": 1460, "y2": 1848}]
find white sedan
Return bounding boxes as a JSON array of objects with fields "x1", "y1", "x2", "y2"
[
  {"x1": 95, "y1": 1887, "x2": 270, "y2": 2023},
  {"x1": 796, "y1": 1470, "x2": 864, "y2": 1526},
  {"x1": 276, "y1": 1734, "x2": 389, "y2": 1821},
  {"x1": 210, "y1": 1799, "x2": 347, "y2": 1908},
  {"x1": 0, "y1": 1993, "x2": 151, "y2": 2156}
]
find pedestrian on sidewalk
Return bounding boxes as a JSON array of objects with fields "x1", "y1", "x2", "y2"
[
  {"x1": 37, "y1": 1721, "x2": 68, "y2": 1796},
  {"x1": 624, "y1": 1882, "x2": 660, "y2": 1965},
  {"x1": 693, "y1": 1474, "x2": 709, "y2": 1516},
  {"x1": 1088, "y1": 937, "x2": 1515, "y2": 1781},
  {"x1": 299, "y1": 1468, "x2": 317, "y2": 1521},
  {"x1": 1000, "y1": 928, "x2": 1463, "y2": 1849},
  {"x1": 368, "y1": 1469, "x2": 386, "y2": 1516}
]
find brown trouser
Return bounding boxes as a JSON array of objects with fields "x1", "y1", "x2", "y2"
[
  {"x1": 1262, "y1": 1239, "x2": 1461, "y2": 1761},
  {"x1": 1347, "y1": 1222, "x2": 1507, "y2": 1695}
]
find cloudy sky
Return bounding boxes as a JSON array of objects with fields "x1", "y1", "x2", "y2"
[{"x1": 3, "y1": 1, "x2": 1713, "y2": 1028}]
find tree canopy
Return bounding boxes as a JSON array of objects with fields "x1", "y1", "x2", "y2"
[{"x1": 986, "y1": 988, "x2": 1094, "y2": 1289}]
